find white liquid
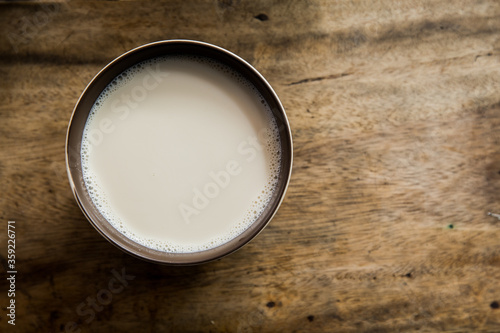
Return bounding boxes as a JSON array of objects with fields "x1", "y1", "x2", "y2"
[{"x1": 81, "y1": 56, "x2": 281, "y2": 253}]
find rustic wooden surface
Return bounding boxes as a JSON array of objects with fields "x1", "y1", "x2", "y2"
[{"x1": 1, "y1": 0, "x2": 500, "y2": 332}]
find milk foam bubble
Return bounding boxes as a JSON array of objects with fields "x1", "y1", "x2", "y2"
[{"x1": 81, "y1": 55, "x2": 281, "y2": 253}]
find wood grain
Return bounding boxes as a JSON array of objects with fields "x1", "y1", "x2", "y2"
[{"x1": 1, "y1": 0, "x2": 500, "y2": 332}]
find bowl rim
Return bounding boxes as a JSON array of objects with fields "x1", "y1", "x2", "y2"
[{"x1": 65, "y1": 39, "x2": 293, "y2": 265}]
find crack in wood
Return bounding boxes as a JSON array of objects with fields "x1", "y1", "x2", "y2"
[{"x1": 288, "y1": 72, "x2": 351, "y2": 86}]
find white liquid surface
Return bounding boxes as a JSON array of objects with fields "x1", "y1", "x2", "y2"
[{"x1": 81, "y1": 56, "x2": 281, "y2": 253}]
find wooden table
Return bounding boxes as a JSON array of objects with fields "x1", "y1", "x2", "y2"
[{"x1": 1, "y1": 1, "x2": 500, "y2": 332}]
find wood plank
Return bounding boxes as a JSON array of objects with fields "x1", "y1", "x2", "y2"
[{"x1": 1, "y1": 1, "x2": 500, "y2": 332}]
